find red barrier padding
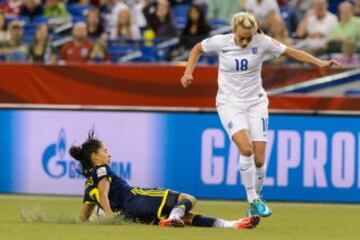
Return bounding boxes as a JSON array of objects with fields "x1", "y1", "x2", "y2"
[
  {"x1": 269, "y1": 95, "x2": 360, "y2": 111},
  {"x1": 0, "y1": 64, "x2": 357, "y2": 111}
]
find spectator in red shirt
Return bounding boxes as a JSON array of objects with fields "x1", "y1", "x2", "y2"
[
  {"x1": 60, "y1": 22, "x2": 94, "y2": 64},
  {"x1": 0, "y1": 0, "x2": 23, "y2": 17}
]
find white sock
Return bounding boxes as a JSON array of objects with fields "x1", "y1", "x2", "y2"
[
  {"x1": 213, "y1": 218, "x2": 236, "y2": 228},
  {"x1": 169, "y1": 207, "x2": 185, "y2": 219},
  {"x1": 239, "y1": 154, "x2": 258, "y2": 203},
  {"x1": 255, "y1": 165, "x2": 266, "y2": 195}
]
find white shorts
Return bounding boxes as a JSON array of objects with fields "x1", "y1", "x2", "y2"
[{"x1": 217, "y1": 98, "x2": 269, "y2": 142}]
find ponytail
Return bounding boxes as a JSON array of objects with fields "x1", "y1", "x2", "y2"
[
  {"x1": 230, "y1": 11, "x2": 259, "y2": 33},
  {"x1": 69, "y1": 146, "x2": 83, "y2": 161},
  {"x1": 69, "y1": 130, "x2": 102, "y2": 177}
]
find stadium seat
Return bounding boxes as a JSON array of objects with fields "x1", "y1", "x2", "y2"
[
  {"x1": 108, "y1": 45, "x2": 138, "y2": 62},
  {"x1": 23, "y1": 25, "x2": 37, "y2": 43},
  {"x1": 6, "y1": 16, "x2": 30, "y2": 26},
  {"x1": 172, "y1": 5, "x2": 190, "y2": 27},
  {"x1": 72, "y1": 15, "x2": 87, "y2": 23},
  {"x1": 140, "y1": 46, "x2": 157, "y2": 62},
  {"x1": 32, "y1": 16, "x2": 49, "y2": 25},
  {"x1": 67, "y1": 4, "x2": 90, "y2": 17},
  {"x1": 345, "y1": 90, "x2": 360, "y2": 96},
  {"x1": 199, "y1": 54, "x2": 218, "y2": 65},
  {"x1": 209, "y1": 20, "x2": 228, "y2": 28}
]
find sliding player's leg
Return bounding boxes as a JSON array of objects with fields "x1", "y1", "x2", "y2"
[
  {"x1": 159, "y1": 193, "x2": 196, "y2": 227},
  {"x1": 182, "y1": 212, "x2": 260, "y2": 229}
]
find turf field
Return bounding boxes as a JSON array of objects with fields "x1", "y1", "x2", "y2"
[{"x1": 0, "y1": 194, "x2": 359, "y2": 240}]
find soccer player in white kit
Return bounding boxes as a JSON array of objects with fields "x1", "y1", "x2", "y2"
[{"x1": 180, "y1": 12, "x2": 339, "y2": 217}]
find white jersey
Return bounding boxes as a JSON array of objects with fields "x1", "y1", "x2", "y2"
[{"x1": 201, "y1": 33, "x2": 286, "y2": 104}]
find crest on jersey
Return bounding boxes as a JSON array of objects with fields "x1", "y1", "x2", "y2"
[
  {"x1": 227, "y1": 121, "x2": 233, "y2": 130},
  {"x1": 252, "y1": 47, "x2": 258, "y2": 55}
]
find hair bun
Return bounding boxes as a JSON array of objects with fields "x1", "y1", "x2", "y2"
[{"x1": 69, "y1": 146, "x2": 83, "y2": 161}]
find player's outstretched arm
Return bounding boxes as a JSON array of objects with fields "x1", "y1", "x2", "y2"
[
  {"x1": 283, "y1": 47, "x2": 340, "y2": 68},
  {"x1": 79, "y1": 202, "x2": 96, "y2": 222},
  {"x1": 98, "y1": 178, "x2": 116, "y2": 220},
  {"x1": 181, "y1": 43, "x2": 204, "y2": 88}
]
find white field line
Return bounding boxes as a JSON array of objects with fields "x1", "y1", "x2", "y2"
[{"x1": 0, "y1": 194, "x2": 359, "y2": 209}]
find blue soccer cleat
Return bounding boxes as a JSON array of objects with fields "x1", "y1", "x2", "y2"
[
  {"x1": 249, "y1": 199, "x2": 272, "y2": 217},
  {"x1": 246, "y1": 205, "x2": 257, "y2": 217}
]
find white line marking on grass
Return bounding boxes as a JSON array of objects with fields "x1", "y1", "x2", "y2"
[
  {"x1": 1, "y1": 195, "x2": 359, "y2": 209},
  {"x1": 0, "y1": 195, "x2": 81, "y2": 202},
  {"x1": 198, "y1": 201, "x2": 360, "y2": 209}
]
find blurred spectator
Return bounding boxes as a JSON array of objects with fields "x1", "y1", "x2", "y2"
[
  {"x1": 0, "y1": 12, "x2": 9, "y2": 43},
  {"x1": 29, "y1": 24, "x2": 56, "y2": 63},
  {"x1": 179, "y1": 4, "x2": 211, "y2": 50},
  {"x1": 277, "y1": 0, "x2": 301, "y2": 34},
  {"x1": 145, "y1": 0, "x2": 177, "y2": 38},
  {"x1": 354, "y1": 0, "x2": 360, "y2": 17},
  {"x1": 20, "y1": 0, "x2": 44, "y2": 20},
  {"x1": 0, "y1": 21, "x2": 28, "y2": 62},
  {"x1": 331, "y1": 41, "x2": 360, "y2": 68},
  {"x1": 86, "y1": 7, "x2": 104, "y2": 39},
  {"x1": 268, "y1": 14, "x2": 293, "y2": 46},
  {"x1": 0, "y1": 0, "x2": 22, "y2": 17},
  {"x1": 100, "y1": 0, "x2": 129, "y2": 31},
  {"x1": 60, "y1": 22, "x2": 94, "y2": 63},
  {"x1": 295, "y1": 0, "x2": 338, "y2": 53},
  {"x1": 328, "y1": 2, "x2": 360, "y2": 54},
  {"x1": 207, "y1": 0, "x2": 242, "y2": 23},
  {"x1": 268, "y1": 14, "x2": 293, "y2": 64},
  {"x1": 43, "y1": 0, "x2": 71, "y2": 19},
  {"x1": 245, "y1": 0, "x2": 281, "y2": 32},
  {"x1": 110, "y1": 8, "x2": 141, "y2": 40},
  {"x1": 90, "y1": 32, "x2": 109, "y2": 62},
  {"x1": 129, "y1": 0, "x2": 149, "y2": 28},
  {"x1": 289, "y1": 0, "x2": 310, "y2": 18}
]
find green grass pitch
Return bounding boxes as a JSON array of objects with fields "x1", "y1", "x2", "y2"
[{"x1": 0, "y1": 194, "x2": 359, "y2": 240}]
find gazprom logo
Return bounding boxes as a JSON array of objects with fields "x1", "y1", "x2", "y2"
[
  {"x1": 42, "y1": 129, "x2": 82, "y2": 179},
  {"x1": 42, "y1": 129, "x2": 132, "y2": 180}
]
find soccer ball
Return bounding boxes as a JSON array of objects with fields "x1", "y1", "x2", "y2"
[{"x1": 89, "y1": 205, "x2": 106, "y2": 221}]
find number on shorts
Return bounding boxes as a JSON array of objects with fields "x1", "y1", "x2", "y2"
[
  {"x1": 235, "y1": 59, "x2": 248, "y2": 71},
  {"x1": 261, "y1": 117, "x2": 268, "y2": 133}
]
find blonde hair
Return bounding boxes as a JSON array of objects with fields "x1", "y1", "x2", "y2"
[{"x1": 230, "y1": 12, "x2": 258, "y2": 33}]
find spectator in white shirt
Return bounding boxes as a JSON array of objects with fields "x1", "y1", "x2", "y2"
[
  {"x1": 245, "y1": 0, "x2": 281, "y2": 32},
  {"x1": 100, "y1": 0, "x2": 129, "y2": 32},
  {"x1": 110, "y1": 8, "x2": 142, "y2": 40},
  {"x1": 129, "y1": 0, "x2": 149, "y2": 28},
  {"x1": 295, "y1": 0, "x2": 338, "y2": 53}
]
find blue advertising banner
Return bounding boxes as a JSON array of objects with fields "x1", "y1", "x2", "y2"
[
  {"x1": 0, "y1": 109, "x2": 359, "y2": 203},
  {"x1": 162, "y1": 114, "x2": 360, "y2": 203}
]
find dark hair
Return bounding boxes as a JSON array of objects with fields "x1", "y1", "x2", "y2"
[
  {"x1": 182, "y1": 4, "x2": 211, "y2": 36},
  {"x1": 69, "y1": 130, "x2": 102, "y2": 177},
  {"x1": 0, "y1": 12, "x2": 6, "y2": 31}
]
